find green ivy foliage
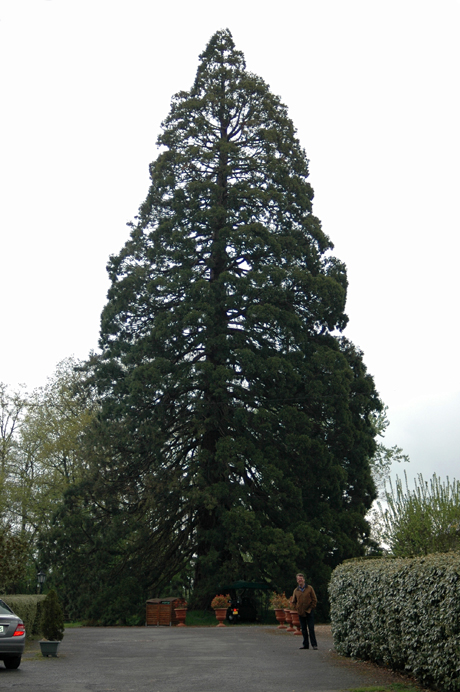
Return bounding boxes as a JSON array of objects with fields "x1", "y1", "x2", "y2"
[{"x1": 329, "y1": 554, "x2": 460, "y2": 690}]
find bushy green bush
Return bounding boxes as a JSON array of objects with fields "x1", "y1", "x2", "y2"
[
  {"x1": 375, "y1": 472, "x2": 460, "y2": 556},
  {"x1": 0, "y1": 594, "x2": 46, "y2": 636},
  {"x1": 41, "y1": 589, "x2": 65, "y2": 641},
  {"x1": 329, "y1": 554, "x2": 460, "y2": 690}
]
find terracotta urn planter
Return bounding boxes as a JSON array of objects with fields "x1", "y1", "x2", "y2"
[
  {"x1": 174, "y1": 607, "x2": 187, "y2": 627},
  {"x1": 214, "y1": 607, "x2": 227, "y2": 627},
  {"x1": 284, "y1": 609, "x2": 295, "y2": 632},
  {"x1": 210, "y1": 594, "x2": 230, "y2": 627},
  {"x1": 274, "y1": 608, "x2": 286, "y2": 629},
  {"x1": 290, "y1": 610, "x2": 302, "y2": 635}
]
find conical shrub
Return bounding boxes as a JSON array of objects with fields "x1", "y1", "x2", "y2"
[{"x1": 41, "y1": 589, "x2": 64, "y2": 641}]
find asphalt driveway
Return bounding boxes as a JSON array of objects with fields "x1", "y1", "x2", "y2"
[{"x1": 0, "y1": 624, "x2": 408, "y2": 692}]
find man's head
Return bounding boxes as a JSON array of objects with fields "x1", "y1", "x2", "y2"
[{"x1": 296, "y1": 573, "x2": 305, "y2": 587}]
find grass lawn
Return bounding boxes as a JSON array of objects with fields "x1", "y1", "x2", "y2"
[
  {"x1": 63, "y1": 610, "x2": 279, "y2": 628},
  {"x1": 348, "y1": 684, "x2": 426, "y2": 692}
]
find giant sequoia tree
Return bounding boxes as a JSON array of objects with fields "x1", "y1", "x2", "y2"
[{"x1": 85, "y1": 30, "x2": 381, "y2": 609}]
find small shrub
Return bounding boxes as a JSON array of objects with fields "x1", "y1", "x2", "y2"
[
  {"x1": 41, "y1": 589, "x2": 65, "y2": 641},
  {"x1": 269, "y1": 591, "x2": 290, "y2": 609},
  {"x1": 210, "y1": 594, "x2": 230, "y2": 609}
]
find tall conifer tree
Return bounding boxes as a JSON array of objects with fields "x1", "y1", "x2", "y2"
[{"x1": 92, "y1": 29, "x2": 381, "y2": 607}]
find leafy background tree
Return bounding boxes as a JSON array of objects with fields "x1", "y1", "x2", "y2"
[
  {"x1": 0, "y1": 382, "x2": 30, "y2": 592},
  {"x1": 41, "y1": 29, "x2": 382, "y2": 620},
  {"x1": 0, "y1": 360, "x2": 97, "y2": 595},
  {"x1": 0, "y1": 382, "x2": 28, "y2": 519},
  {"x1": 15, "y1": 357, "x2": 96, "y2": 536},
  {"x1": 368, "y1": 405, "x2": 410, "y2": 496},
  {"x1": 374, "y1": 471, "x2": 460, "y2": 556}
]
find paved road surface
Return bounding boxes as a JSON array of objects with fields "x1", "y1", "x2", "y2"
[{"x1": 0, "y1": 624, "x2": 406, "y2": 692}]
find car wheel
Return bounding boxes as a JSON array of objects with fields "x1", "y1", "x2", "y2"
[{"x1": 4, "y1": 656, "x2": 21, "y2": 669}]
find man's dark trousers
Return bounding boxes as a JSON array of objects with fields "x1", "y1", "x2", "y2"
[{"x1": 299, "y1": 611, "x2": 317, "y2": 648}]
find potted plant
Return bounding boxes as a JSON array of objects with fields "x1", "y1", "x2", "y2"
[
  {"x1": 174, "y1": 598, "x2": 188, "y2": 627},
  {"x1": 39, "y1": 589, "x2": 65, "y2": 657},
  {"x1": 269, "y1": 592, "x2": 290, "y2": 628},
  {"x1": 211, "y1": 594, "x2": 230, "y2": 627},
  {"x1": 290, "y1": 607, "x2": 302, "y2": 636},
  {"x1": 284, "y1": 599, "x2": 295, "y2": 632}
]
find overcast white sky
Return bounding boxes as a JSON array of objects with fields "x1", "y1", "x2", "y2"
[{"x1": 1, "y1": 0, "x2": 459, "y2": 486}]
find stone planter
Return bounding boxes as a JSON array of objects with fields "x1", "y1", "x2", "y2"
[
  {"x1": 274, "y1": 608, "x2": 286, "y2": 629},
  {"x1": 214, "y1": 607, "x2": 227, "y2": 627},
  {"x1": 174, "y1": 607, "x2": 187, "y2": 627},
  {"x1": 290, "y1": 610, "x2": 302, "y2": 635},
  {"x1": 284, "y1": 609, "x2": 295, "y2": 632},
  {"x1": 39, "y1": 640, "x2": 60, "y2": 657}
]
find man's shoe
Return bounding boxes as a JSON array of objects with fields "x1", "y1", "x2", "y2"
[
  {"x1": 299, "y1": 646, "x2": 309, "y2": 649},
  {"x1": 313, "y1": 646, "x2": 318, "y2": 650}
]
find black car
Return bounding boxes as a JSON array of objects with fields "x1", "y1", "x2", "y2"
[{"x1": 0, "y1": 599, "x2": 26, "y2": 669}]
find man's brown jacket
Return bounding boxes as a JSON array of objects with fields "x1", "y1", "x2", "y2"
[{"x1": 291, "y1": 585, "x2": 317, "y2": 616}]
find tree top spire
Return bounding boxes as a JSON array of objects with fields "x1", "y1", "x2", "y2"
[{"x1": 194, "y1": 28, "x2": 246, "y2": 92}]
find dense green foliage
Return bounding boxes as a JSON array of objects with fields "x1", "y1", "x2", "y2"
[
  {"x1": 38, "y1": 31, "x2": 381, "y2": 620},
  {"x1": 50, "y1": 28, "x2": 381, "y2": 615},
  {"x1": 41, "y1": 589, "x2": 65, "y2": 641},
  {"x1": 375, "y1": 472, "x2": 460, "y2": 555},
  {"x1": 0, "y1": 30, "x2": 383, "y2": 623},
  {"x1": 0, "y1": 527, "x2": 29, "y2": 592},
  {"x1": 0, "y1": 595, "x2": 46, "y2": 636},
  {"x1": 0, "y1": 29, "x2": 381, "y2": 622},
  {"x1": 329, "y1": 555, "x2": 460, "y2": 691},
  {"x1": 42, "y1": 484, "x2": 147, "y2": 625}
]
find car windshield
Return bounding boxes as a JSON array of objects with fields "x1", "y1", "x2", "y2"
[{"x1": 0, "y1": 599, "x2": 14, "y2": 615}]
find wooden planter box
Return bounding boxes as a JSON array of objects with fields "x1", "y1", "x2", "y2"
[{"x1": 146, "y1": 597, "x2": 182, "y2": 626}]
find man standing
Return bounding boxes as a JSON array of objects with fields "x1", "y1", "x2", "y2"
[{"x1": 292, "y1": 573, "x2": 318, "y2": 650}]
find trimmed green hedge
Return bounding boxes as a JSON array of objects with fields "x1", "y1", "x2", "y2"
[
  {"x1": 0, "y1": 594, "x2": 46, "y2": 637},
  {"x1": 329, "y1": 554, "x2": 460, "y2": 690}
]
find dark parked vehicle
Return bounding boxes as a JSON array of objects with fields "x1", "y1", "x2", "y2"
[
  {"x1": 226, "y1": 594, "x2": 258, "y2": 623},
  {"x1": 0, "y1": 599, "x2": 26, "y2": 669}
]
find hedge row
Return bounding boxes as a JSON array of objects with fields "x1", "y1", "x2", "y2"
[
  {"x1": 329, "y1": 554, "x2": 460, "y2": 691},
  {"x1": 0, "y1": 594, "x2": 46, "y2": 637}
]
